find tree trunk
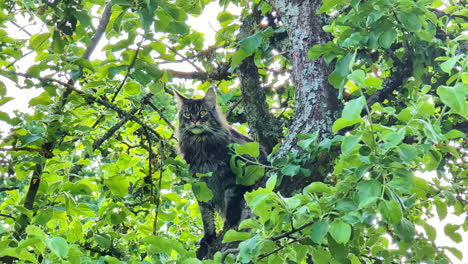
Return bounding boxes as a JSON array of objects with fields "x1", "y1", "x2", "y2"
[{"x1": 268, "y1": 0, "x2": 341, "y2": 194}]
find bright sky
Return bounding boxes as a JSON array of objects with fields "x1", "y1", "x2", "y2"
[{"x1": 0, "y1": 2, "x2": 466, "y2": 262}]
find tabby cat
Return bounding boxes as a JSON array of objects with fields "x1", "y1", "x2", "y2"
[{"x1": 174, "y1": 88, "x2": 264, "y2": 259}]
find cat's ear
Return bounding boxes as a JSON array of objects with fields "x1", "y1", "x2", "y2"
[
  {"x1": 173, "y1": 89, "x2": 188, "y2": 105},
  {"x1": 204, "y1": 88, "x2": 216, "y2": 104}
]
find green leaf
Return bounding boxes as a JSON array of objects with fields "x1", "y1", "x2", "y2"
[
  {"x1": 446, "y1": 247, "x2": 463, "y2": 261},
  {"x1": 231, "y1": 48, "x2": 250, "y2": 69},
  {"x1": 239, "y1": 33, "x2": 263, "y2": 53},
  {"x1": 347, "y1": 70, "x2": 365, "y2": 85},
  {"x1": 29, "y1": 95, "x2": 53, "y2": 106},
  {"x1": 382, "y1": 128, "x2": 405, "y2": 150},
  {"x1": 434, "y1": 199, "x2": 447, "y2": 220},
  {"x1": 191, "y1": 182, "x2": 213, "y2": 202},
  {"x1": 398, "y1": 144, "x2": 418, "y2": 162},
  {"x1": 165, "y1": 21, "x2": 190, "y2": 34},
  {"x1": 440, "y1": 55, "x2": 462, "y2": 73},
  {"x1": 26, "y1": 225, "x2": 47, "y2": 241},
  {"x1": 341, "y1": 134, "x2": 361, "y2": 154},
  {"x1": 378, "y1": 29, "x2": 397, "y2": 49},
  {"x1": 94, "y1": 234, "x2": 111, "y2": 249},
  {"x1": 329, "y1": 220, "x2": 351, "y2": 244},
  {"x1": 444, "y1": 129, "x2": 465, "y2": 139},
  {"x1": 46, "y1": 237, "x2": 69, "y2": 258},
  {"x1": 304, "y1": 182, "x2": 334, "y2": 194},
  {"x1": 141, "y1": 235, "x2": 187, "y2": 255},
  {"x1": 397, "y1": 11, "x2": 422, "y2": 32},
  {"x1": 238, "y1": 236, "x2": 259, "y2": 263},
  {"x1": 393, "y1": 218, "x2": 415, "y2": 242},
  {"x1": 0, "y1": 111, "x2": 10, "y2": 123},
  {"x1": 104, "y1": 256, "x2": 122, "y2": 264},
  {"x1": 378, "y1": 200, "x2": 402, "y2": 224},
  {"x1": 123, "y1": 81, "x2": 141, "y2": 96},
  {"x1": 318, "y1": 0, "x2": 343, "y2": 13},
  {"x1": 308, "y1": 42, "x2": 337, "y2": 59},
  {"x1": 29, "y1": 33, "x2": 51, "y2": 50},
  {"x1": 265, "y1": 173, "x2": 277, "y2": 191},
  {"x1": 104, "y1": 175, "x2": 129, "y2": 197},
  {"x1": 387, "y1": 177, "x2": 413, "y2": 194},
  {"x1": 234, "y1": 142, "x2": 260, "y2": 157},
  {"x1": 74, "y1": 11, "x2": 93, "y2": 28},
  {"x1": 444, "y1": 224, "x2": 462, "y2": 243},
  {"x1": 332, "y1": 118, "x2": 361, "y2": 132},
  {"x1": 281, "y1": 164, "x2": 301, "y2": 176},
  {"x1": 217, "y1": 11, "x2": 236, "y2": 25},
  {"x1": 236, "y1": 165, "x2": 264, "y2": 186},
  {"x1": 422, "y1": 222, "x2": 437, "y2": 241},
  {"x1": 222, "y1": 230, "x2": 252, "y2": 243},
  {"x1": 0, "y1": 80, "x2": 6, "y2": 96},
  {"x1": 357, "y1": 180, "x2": 381, "y2": 208},
  {"x1": 437, "y1": 83, "x2": 468, "y2": 118},
  {"x1": 336, "y1": 53, "x2": 356, "y2": 77},
  {"x1": 310, "y1": 220, "x2": 329, "y2": 244},
  {"x1": 342, "y1": 96, "x2": 365, "y2": 120},
  {"x1": 74, "y1": 58, "x2": 95, "y2": 71}
]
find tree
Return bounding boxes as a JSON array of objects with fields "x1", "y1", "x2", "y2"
[{"x1": 0, "y1": 0, "x2": 466, "y2": 263}]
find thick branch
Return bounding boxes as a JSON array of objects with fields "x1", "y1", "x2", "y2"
[
  {"x1": 24, "y1": 163, "x2": 43, "y2": 210},
  {"x1": 237, "y1": 11, "x2": 283, "y2": 153}
]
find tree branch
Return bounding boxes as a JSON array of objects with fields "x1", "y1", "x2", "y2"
[
  {"x1": 237, "y1": 10, "x2": 283, "y2": 153},
  {"x1": 0, "y1": 213, "x2": 15, "y2": 220},
  {"x1": 82, "y1": 1, "x2": 113, "y2": 60},
  {"x1": 0, "y1": 187, "x2": 19, "y2": 192},
  {"x1": 24, "y1": 163, "x2": 43, "y2": 210}
]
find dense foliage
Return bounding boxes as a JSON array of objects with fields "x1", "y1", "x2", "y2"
[{"x1": 0, "y1": 0, "x2": 466, "y2": 263}]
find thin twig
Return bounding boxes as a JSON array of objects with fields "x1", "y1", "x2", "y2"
[
  {"x1": 144, "y1": 99, "x2": 175, "y2": 130},
  {"x1": 111, "y1": 36, "x2": 145, "y2": 102},
  {"x1": 167, "y1": 45, "x2": 205, "y2": 73},
  {"x1": 0, "y1": 214, "x2": 16, "y2": 220},
  {"x1": 10, "y1": 21, "x2": 32, "y2": 36},
  {"x1": 270, "y1": 219, "x2": 315, "y2": 241},
  {"x1": 0, "y1": 187, "x2": 19, "y2": 192},
  {"x1": 257, "y1": 238, "x2": 301, "y2": 261}
]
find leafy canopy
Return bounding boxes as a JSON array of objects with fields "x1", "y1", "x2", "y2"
[{"x1": 0, "y1": 0, "x2": 467, "y2": 263}]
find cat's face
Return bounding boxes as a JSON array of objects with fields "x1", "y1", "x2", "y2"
[{"x1": 175, "y1": 89, "x2": 219, "y2": 135}]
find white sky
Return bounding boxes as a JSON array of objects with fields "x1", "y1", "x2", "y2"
[{"x1": 0, "y1": 2, "x2": 466, "y2": 262}]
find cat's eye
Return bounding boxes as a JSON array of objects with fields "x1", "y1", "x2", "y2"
[
  {"x1": 183, "y1": 112, "x2": 192, "y2": 118},
  {"x1": 199, "y1": 110, "x2": 207, "y2": 117}
]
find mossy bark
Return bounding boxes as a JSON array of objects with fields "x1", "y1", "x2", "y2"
[{"x1": 268, "y1": 0, "x2": 341, "y2": 194}]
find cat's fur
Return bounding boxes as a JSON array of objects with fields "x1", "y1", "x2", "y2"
[{"x1": 174, "y1": 88, "x2": 262, "y2": 259}]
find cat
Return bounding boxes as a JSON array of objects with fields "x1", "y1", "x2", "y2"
[{"x1": 174, "y1": 88, "x2": 265, "y2": 259}]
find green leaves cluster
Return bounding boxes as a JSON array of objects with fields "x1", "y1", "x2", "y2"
[{"x1": 0, "y1": 0, "x2": 466, "y2": 263}]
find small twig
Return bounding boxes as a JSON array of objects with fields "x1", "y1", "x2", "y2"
[
  {"x1": 144, "y1": 99, "x2": 175, "y2": 130},
  {"x1": 5, "y1": 50, "x2": 34, "y2": 69},
  {"x1": 0, "y1": 147, "x2": 53, "y2": 157},
  {"x1": 167, "y1": 45, "x2": 205, "y2": 73},
  {"x1": 0, "y1": 214, "x2": 16, "y2": 220},
  {"x1": 0, "y1": 187, "x2": 19, "y2": 192},
  {"x1": 226, "y1": 97, "x2": 243, "y2": 118},
  {"x1": 270, "y1": 219, "x2": 315, "y2": 241},
  {"x1": 257, "y1": 238, "x2": 301, "y2": 261},
  {"x1": 110, "y1": 36, "x2": 145, "y2": 102},
  {"x1": 10, "y1": 21, "x2": 32, "y2": 36}
]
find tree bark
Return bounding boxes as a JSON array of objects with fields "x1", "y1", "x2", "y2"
[
  {"x1": 268, "y1": 0, "x2": 341, "y2": 194},
  {"x1": 237, "y1": 11, "x2": 283, "y2": 153}
]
